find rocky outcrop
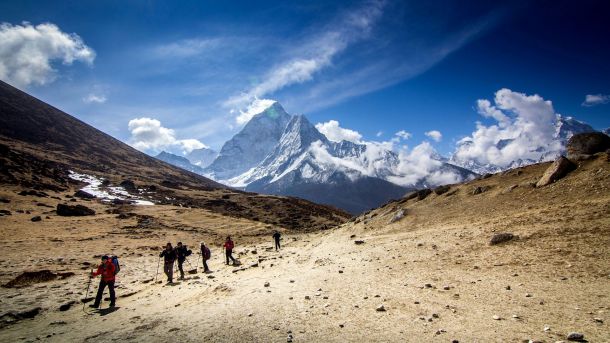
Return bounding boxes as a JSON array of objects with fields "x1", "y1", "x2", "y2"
[
  {"x1": 567, "y1": 132, "x2": 610, "y2": 159},
  {"x1": 536, "y1": 156, "x2": 576, "y2": 187},
  {"x1": 56, "y1": 204, "x2": 95, "y2": 216}
]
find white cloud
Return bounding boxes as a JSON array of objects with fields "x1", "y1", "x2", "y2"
[
  {"x1": 582, "y1": 94, "x2": 610, "y2": 107},
  {"x1": 315, "y1": 120, "x2": 363, "y2": 143},
  {"x1": 127, "y1": 117, "x2": 208, "y2": 154},
  {"x1": 452, "y1": 88, "x2": 562, "y2": 168},
  {"x1": 425, "y1": 130, "x2": 442, "y2": 142},
  {"x1": 236, "y1": 98, "x2": 276, "y2": 125},
  {"x1": 395, "y1": 130, "x2": 412, "y2": 140},
  {"x1": 376, "y1": 131, "x2": 383, "y2": 137},
  {"x1": 383, "y1": 141, "x2": 460, "y2": 186},
  {"x1": 154, "y1": 38, "x2": 221, "y2": 58},
  {"x1": 83, "y1": 93, "x2": 107, "y2": 104},
  {"x1": 224, "y1": 1, "x2": 385, "y2": 110},
  {"x1": 0, "y1": 22, "x2": 95, "y2": 88}
]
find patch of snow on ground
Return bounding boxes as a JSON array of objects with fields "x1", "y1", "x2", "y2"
[{"x1": 68, "y1": 171, "x2": 154, "y2": 206}]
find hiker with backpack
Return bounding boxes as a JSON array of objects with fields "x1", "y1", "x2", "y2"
[
  {"x1": 89, "y1": 255, "x2": 118, "y2": 308},
  {"x1": 159, "y1": 243, "x2": 177, "y2": 283},
  {"x1": 175, "y1": 242, "x2": 191, "y2": 280},
  {"x1": 200, "y1": 241, "x2": 211, "y2": 273},
  {"x1": 223, "y1": 236, "x2": 237, "y2": 265},
  {"x1": 273, "y1": 231, "x2": 281, "y2": 251}
]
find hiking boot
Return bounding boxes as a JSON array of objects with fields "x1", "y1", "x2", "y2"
[{"x1": 109, "y1": 303, "x2": 116, "y2": 308}]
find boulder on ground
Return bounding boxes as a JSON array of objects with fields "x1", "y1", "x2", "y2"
[
  {"x1": 433, "y1": 185, "x2": 450, "y2": 195},
  {"x1": 74, "y1": 190, "x2": 96, "y2": 199},
  {"x1": 567, "y1": 132, "x2": 610, "y2": 159},
  {"x1": 472, "y1": 186, "x2": 490, "y2": 195},
  {"x1": 3, "y1": 270, "x2": 58, "y2": 288},
  {"x1": 490, "y1": 233, "x2": 514, "y2": 245},
  {"x1": 416, "y1": 189, "x2": 432, "y2": 200},
  {"x1": 56, "y1": 203, "x2": 95, "y2": 216},
  {"x1": 536, "y1": 156, "x2": 576, "y2": 187},
  {"x1": 120, "y1": 180, "x2": 136, "y2": 191},
  {"x1": 30, "y1": 216, "x2": 41, "y2": 222},
  {"x1": 389, "y1": 209, "x2": 405, "y2": 223}
]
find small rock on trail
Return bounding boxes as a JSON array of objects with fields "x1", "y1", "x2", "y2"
[
  {"x1": 490, "y1": 233, "x2": 514, "y2": 245},
  {"x1": 56, "y1": 203, "x2": 95, "y2": 216}
]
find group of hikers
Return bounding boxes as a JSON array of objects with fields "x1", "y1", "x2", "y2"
[{"x1": 87, "y1": 231, "x2": 282, "y2": 309}]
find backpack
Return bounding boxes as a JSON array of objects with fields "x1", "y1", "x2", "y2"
[
  {"x1": 203, "y1": 247, "x2": 211, "y2": 260},
  {"x1": 111, "y1": 256, "x2": 120, "y2": 275}
]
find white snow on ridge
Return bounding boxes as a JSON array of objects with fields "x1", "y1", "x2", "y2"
[{"x1": 68, "y1": 171, "x2": 154, "y2": 206}]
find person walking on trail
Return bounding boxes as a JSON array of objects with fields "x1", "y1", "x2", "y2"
[
  {"x1": 223, "y1": 236, "x2": 237, "y2": 265},
  {"x1": 159, "y1": 243, "x2": 177, "y2": 283},
  {"x1": 89, "y1": 255, "x2": 116, "y2": 308},
  {"x1": 273, "y1": 231, "x2": 281, "y2": 251},
  {"x1": 175, "y1": 242, "x2": 189, "y2": 280},
  {"x1": 200, "y1": 241, "x2": 211, "y2": 273}
]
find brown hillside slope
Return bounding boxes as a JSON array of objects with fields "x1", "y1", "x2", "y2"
[
  {"x1": 0, "y1": 81, "x2": 350, "y2": 230},
  {"x1": 0, "y1": 153, "x2": 607, "y2": 342}
]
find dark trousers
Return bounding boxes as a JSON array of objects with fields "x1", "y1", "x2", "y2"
[
  {"x1": 274, "y1": 239, "x2": 281, "y2": 250},
  {"x1": 225, "y1": 249, "x2": 236, "y2": 265},
  {"x1": 177, "y1": 259, "x2": 185, "y2": 278},
  {"x1": 202, "y1": 256, "x2": 210, "y2": 272},
  {"x1": 164, "y1": 261, "x2": 174, "y2": 282},
  {"x1": 94, "y1": 280, "x2": 115, "y2": 306}
]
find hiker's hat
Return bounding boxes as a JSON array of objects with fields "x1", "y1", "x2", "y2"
[{"x1": 102, "y1": 255, "x2": 109, "y2": 260}]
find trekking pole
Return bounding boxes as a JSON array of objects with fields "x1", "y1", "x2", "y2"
[
  {"x1": 154, "y1": 257, "x2": 160, "y2": 283},
  {"x1": 82, "y1": 270, "x2": 92, "y2": 312}
]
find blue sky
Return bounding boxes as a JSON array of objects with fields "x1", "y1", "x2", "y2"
[{"x1": 1, "y1": 0, "x2": 608, "y2": 157}]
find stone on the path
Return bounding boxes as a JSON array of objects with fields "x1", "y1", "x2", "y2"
[
  {"x1": 492, "y1": 315, "x2": 501, "y2": 320},
  {"x1": 536, "y1": 156, "x2": 576, "y2": 187},
  {"x1": 490, "y1": 233, "x2": 514, "y2": 245},
  {"x1": 376, "y1": 305, "x2": 386, "y2": 312},
  {"x1": 304, "y1": 296, "x2": 310, "y2": 300},
  {"x1": 264, "y1": 282, "x2": 270, "y2": 287},
  {"x1": 354, "y1": 240, "x2": 366, "y2": 245},
  {"x1": 58, "y1": 301, "x2": 76, "y2": 311},
  {"x1": 566, "y1": 332, "x2": 584, "y2": 341},
  {"x1": 593, "y1": 318, "x2": 603, "y2": 323},
  {"x1": 30, "y1": 216, "x2": 42, "y2": 222}
]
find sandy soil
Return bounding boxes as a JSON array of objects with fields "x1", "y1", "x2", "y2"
[{"x1": 0, "y1": 154, "x2": 609, "y2": 342}]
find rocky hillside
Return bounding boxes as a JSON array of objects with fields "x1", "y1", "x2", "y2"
[{"x1": 0, "y1": 81, "x2": 350, "y2": 230}]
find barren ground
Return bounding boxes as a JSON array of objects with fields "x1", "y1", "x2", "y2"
[{"x1": 1, "y1": 154, "x2": 609, "y2": 342}]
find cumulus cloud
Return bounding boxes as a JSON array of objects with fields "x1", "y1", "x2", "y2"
[
  {"x1": 315, "y1": 120, "x2": 363, "y2": 143},
  {"x1": 236, "y1": 98, "x2": 276, "y2": 125},
  {"x1": 0, "y1": 22, "x2": 95, "y2": 88},
  {"x1": 128, "y1": 117, "x2": 208, "y2": 154},
  {"x1": 376, "y1": 131, "x2": 383, "y2": 137},
  {"x1": 388, "y1": 141, "x2": 459, "y2": 186},
  {"x1": 395, "y1": 130, "x2": 412, "y2": 140},
  {"x1": 425, "y1": 130, "x2": 442, "y2": 142},
  {"x1": 224, "y1": 1, "x2": 385, "y2": 110},
  {"x1": 452, "y1": 88, "x2": 562, "y2": 169},
  {"x1": 582, "y1": 94, "x2": 610, "y2": 107},
  {"x1": 83, "y1": 93, "x2": 106, "y2": 104}
]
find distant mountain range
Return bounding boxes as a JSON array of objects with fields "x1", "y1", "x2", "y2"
[
  {"x1": 155, "y1": 102, "x2": 601, "y2": 214},
  {"x1": 449, "y1": 116, "x2": 597, "y2": 174}
]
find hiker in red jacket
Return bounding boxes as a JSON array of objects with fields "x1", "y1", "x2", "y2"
[
  {"x1": 90, "y1": 255, "x2": 116, "y2": 308},
  {"x1": 223, "y1": 236, "x2": 237, "y2": 265}
]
